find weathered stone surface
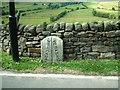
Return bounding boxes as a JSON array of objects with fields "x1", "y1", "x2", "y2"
[
  {"x1": 46, "y1": 24, "x2": 54, "y2": 32},
  {"x1": 112, "y1": 45, "x2": 120, "y2": 52},
  {"x1": 110, "y1": 21, "x2": 119, "y2": 30},
  {"x1": 116, "y1": 53, "x2": 120, "y2": 59},
  {"x1": 80, "y1": 47, "x2": 91, "y2": 53},
  {"x1": 42, "y1": 31, "x2": 51, "y2": 36},
  {"x1": 33, "y1": 37, "x2": 40, "y2": 41},
  {"x1": 36, "y1": 24, "x2": 44, "y2": 33},
  {"x1": 100, "y1": 52, "x2": 115, "y2": 59},
  {"x1": 89, "y1": 21, "x2": 98, "y2": 31},
  {"x1": 106, "y1": 31, "x2": 116, "y2": 37},
  {"x1": 18, "y1": 37, "x2": 27, "y2": 50},
  {"x1": 115, "y1": 30, "x2": 120, "y2": 37},
  {"x1": 77, "y1": 32, "x2": 87, "y2": 37},
  {"x1": 60, "y1": 22, "x2": 65, "y2": 30},
  {"x1": 98, "y1": 21, "x2": 104, "y2": 32},
  {"x1": 64, "y1": 32, "x2": 73, "y2": 38},
  {"x1": 30, "y1": 53, "x2": 40, "y2": 57},
  {"x1": 26, "y1": 41, "x2": 39, "y2": 45},
  {"x1": 74, "y1": 22, "x2": 82, "y2": 31},
  {"x1": 65, "y1": 23, "x2": 73, "y2": 32},
  {"x1": 29, "y1": 25, "x2": 36, "y2": 36},
  {"x1": 104, "y1": 21, "x2": 112, "y2": 31},
  {"x1": 28, "y1": 48, "x2": 41, "y2": 54},
  {"x1": 92, "y1": 45, "x2": 112, "y2": 52},
  {"x1": 64, "y1": 48, "x2": 73, "y2": 54},
  {"x1": 74, "y1": 47, "x2": 80, "y2": 53},
  {"x1": 82, "y1": 22, "x2": 89, "y2": 31},
  {"x1": 41, "y1": 36, "x2": 63, "y2": 62},
  {"x1": 38, "y1": 36, "x2": 45, "y2": 40},
  {"x1": 53, "y1": 23, "x2": 59, "y2": 31},
  {"x1": 24, "y1": 33, "x2": 32, "y2": 37},
  {"x1": 86, "y1": 52, "x2": 100, "y2": 59},
  {"x1": 18, "y1": 24, "x2": 25, "y2": 32},
  {"x1": 24, "y1": 24, "x2": 32, "y2": 32}
]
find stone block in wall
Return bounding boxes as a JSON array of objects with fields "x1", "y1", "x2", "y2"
[
  {"x1": 64, "y1": 42, "x2": 73, "y2": 46},
  {"x1": 79, "y1": 38, "x2": 90, "y2": 42},
  {"x1": 29, "y1": 53, "x2": 41, "y2": 57},
  {"x1": 115, "y1": 30, "x2": 120, "y2": 37},
  {"x1": 110, "y1": 21, "x2": 119, "y2": 30},
  {"x1": 64, "y1": 32, "x2": 73, "y2": 38},
  {"x1": 71, "y1": 37, "x2": 78, "y2": 42},
  {"x1": 115, "y1": 53, "x2": 120, "y2": 59},
  {"x1": 18, "y1": 24, "x2": 25, "y2": 34},
  {"x1": 65, "y1": 23, "x2": 73, "y2": 32},
  {"x1": 82, "y1": 22, "x2": 89, "y2": 31},
  {"x1": 3, "y1": 39, "x2": 9, "y2": 46},
  {"x1": 64, "y1": 48, "x2": 74, "y2": 54},
  {"x1": 85, "y1": 52, "x2": 100, "y2": 59},
  {"x1": 92, "y1": 45, "x2": 112, "y2": 53},
  {"x1": 36, "y1": 24, "x2": 44, "y2": 34},
  {"x1": 51, "y1": 33, "x2": 62, "y2": 38},
  {"x1": 18, "y1": 37, "x2": 27, "y2": 51},
  {"x1": 100, "y1": 52, "x2": 115, "y2": 59},
  {"x1": 76, "y1": 54, "x2": 82, "y2": 59},
  {"x1": 26, "y1": 37, "x2": 34, "y2": 41},
  {"x1": 46, "y1": 24, "x2": 54, "y2": 32},
  {"x1": 22, "y1": 52, "x2": 28, "y2": 57},
  {"x1": 115, "y1": 20, "x2": 120, "y2": 29},
  {"x1": 64, "y1": 54, "x2": 76, "y2": 59},
  {"x1": 116, "y1": 37, "x2": 120, "y2": 41},
  {"x1": 24, "y1": 24, "x2": 32, "y2": 32},
  {"x1": 58, "y1": 30, "x2": 65, "y2": 34},
  {"x1": 26, "y1": 41, "x2": 39, "y2": 46},
  {"x1": 112, "y1": 45, "x2": 120, "y2": 52},
  {"x1": 42, "y1": 31, "x2": 51, "y2": 36},
  {"x1": 80, "y1": 46, "x2": 92, "y2": 53},
  {"x1": 74, "y1": 22, "x2": 82, "y2": 31},
  {"x1": 89, "y1": 21, "x2": 98, "y2": 31},
  {"x1": 29, "y1": 25, "x2": 37, "y2": 36},
  {"x1": 28, "y1": 48, "x2": 41, "y2": 54},
  {"x1": 74, "y1": 47, "x2": 80, "y2": 53},
  {"x1": 106, "y1": 31, "x2": 116, "y2": 37},
  {"x1": 24, "y1": 33, "x2": 32, "y2": 37},
  {"x1": 97, "y1": 21, "x2": 104, "y2": 32},
  {"x1": 104, "y1": 21, "x2": 112, "y2": 31},
  {"x1": 77, "y1": 32, "x2": 87, "y2": 37},
  {"x1": 33, "y1": 37, "x2": 40, "y2": 41},
  {"x1": 38, "y1": 36, "x2": 45, "y2": 40},
  {"x1": 60, "y1": 22, "x2": 65, "y2": 30},
  {"x1": 53, "y1": 23, "x2": 60, "y2": 31},
  {"x1": 63, "y1": 38, "x2": 69, "y2": 42}
]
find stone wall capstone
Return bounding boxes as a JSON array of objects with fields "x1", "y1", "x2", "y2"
[{"x1": 1, "y1": 20, "x2": 120, "y2": 60}]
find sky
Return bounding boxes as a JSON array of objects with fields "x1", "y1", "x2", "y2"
[{"x1": 1, "y1": 0, "x2": 119, "y2": 2}]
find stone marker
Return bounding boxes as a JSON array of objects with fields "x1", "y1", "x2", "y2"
[{"x1": 41, "y1": 36, "x2": 63, "y2": 62}]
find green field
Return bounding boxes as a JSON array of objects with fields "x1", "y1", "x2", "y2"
[{"x1": 1, "y1": 1, "x2": 118, "y2": 24}]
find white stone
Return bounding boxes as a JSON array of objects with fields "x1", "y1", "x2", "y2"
[{"x1": 41, "y1": 36, "x2": 63, "y2": 62}]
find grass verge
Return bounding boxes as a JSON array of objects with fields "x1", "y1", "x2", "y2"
[{"x1": 0, "y1": 50, "x2": 119, "y2": 76}]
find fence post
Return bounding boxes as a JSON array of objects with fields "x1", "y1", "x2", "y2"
[{"x1": 9, "y1": 0, "x2": 19, "y2": 61}]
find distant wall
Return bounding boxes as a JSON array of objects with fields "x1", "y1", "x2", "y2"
[{"x1": 1, "y1": 20, "x2": 120, "y2": 60}]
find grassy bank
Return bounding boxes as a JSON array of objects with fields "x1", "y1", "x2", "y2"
[{"x1": 0, "y1": 50, "x2": 119, "y2": 76}]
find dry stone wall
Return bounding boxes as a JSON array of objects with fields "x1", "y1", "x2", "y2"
[{"x1": 1, "y1": 20, "x2": 120, "y2": 60}]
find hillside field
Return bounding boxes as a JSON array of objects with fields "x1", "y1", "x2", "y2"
[{"x1": 1, "y1": 1, "x2": 119, "y2": 24}]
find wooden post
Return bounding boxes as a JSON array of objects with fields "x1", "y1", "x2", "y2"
[{"x1": 9, "y1": 0, "x2": 19, "y2": 61}]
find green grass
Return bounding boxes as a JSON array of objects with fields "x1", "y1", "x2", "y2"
[
  {"x1": 1, "y1": 2, "x2": 117, "y2": 24},
  {"x1": 1, "y1": 50, "x2": 119, "y2": 76},
  {"x1": 56, "y1": 9, "x2": 112, "y2": 23}
]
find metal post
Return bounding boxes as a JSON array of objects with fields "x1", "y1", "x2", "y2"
[{"x1": 9, "y1": 0, "x2": 19, "y2": 61}]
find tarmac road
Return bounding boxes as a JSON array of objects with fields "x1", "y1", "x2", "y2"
[{"x1": 0, "y1": 71, "x2": 119, "y2": 88}]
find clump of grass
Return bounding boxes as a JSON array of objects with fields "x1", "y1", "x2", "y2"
[{"x1": 1, "y1": 51, "x2": 119, "y2": 75}]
